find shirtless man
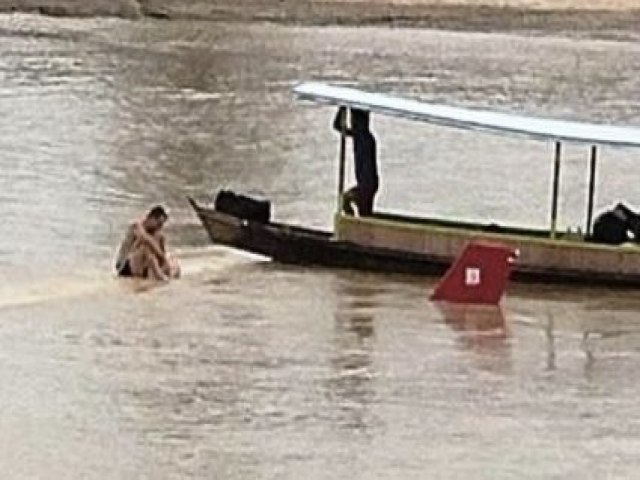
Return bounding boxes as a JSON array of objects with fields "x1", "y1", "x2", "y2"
[{"x1": 115, "y1": 205, "x2": 179, "y2": 281}]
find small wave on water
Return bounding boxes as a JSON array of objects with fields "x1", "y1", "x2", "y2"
[
  {"x1": 0, "y1": 245, "x2": 264, "y2": 310},
  {"x1": 134, "y1": 86, "x2": 236, "y2": 102}
]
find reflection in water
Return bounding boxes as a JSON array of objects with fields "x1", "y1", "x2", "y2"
[
  {"x1": 327, "y1": 276, "x2": 379, "y2": 433},
  {"x1": 581, "y1": 331, "x2": 596, "y2": 371},
  {"x1": 436, "y1": 302, "x2": 512, "y2": 372},
  {"x1": 544, "y1": 313, "x2": 556, "y2": 371},
  {"x1": 437, "y1": 302, "x2": 507, "y2": 337},
  {"x1": 514, "y1": 293, "x2": 640, "y2": 377}
]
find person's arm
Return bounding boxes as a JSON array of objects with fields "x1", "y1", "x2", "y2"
[
  {"x1": 132, "y1": 221, "x2": 166, "y2": 262},
  {"x1": 148, "y1": 253, "x2": 169, "y2": 282},
  {"x1": 159, "y1": 234, "x2": 166, "y2": 256},
  {"x1": 332, "y1": 106, "x2": 352, "y2": 136}
]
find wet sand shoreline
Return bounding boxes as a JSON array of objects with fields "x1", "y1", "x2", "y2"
[{"x1": 1, "y1": 0, "x2": 640, "y2": 37}]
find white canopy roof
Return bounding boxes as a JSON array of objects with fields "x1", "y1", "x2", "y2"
[{"x1": 294, "y1": 82, "x2": 640, "y2": 148}]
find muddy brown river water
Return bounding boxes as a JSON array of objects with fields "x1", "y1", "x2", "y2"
[{"x1": 2, "y1": 13, "x2": 640, "y2": 479}]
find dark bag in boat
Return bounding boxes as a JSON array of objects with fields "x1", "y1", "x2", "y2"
[
  {"x1": 591, "y1": 210, "x2": 628, "y2": 245},
  {"x1": 214, "y1": 190, "x2": 271, "y2": 223},
  {"x1": 591, "y1": 203, "x2": 640, "y2": 245}
]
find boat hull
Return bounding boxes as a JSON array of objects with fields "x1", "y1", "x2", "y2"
[
  {"x1": 189, "y1": 198, "x2": 640, "y2": 287},
  {"x1": 189, "y1": 198, "x2": 450, "y2": 275}
]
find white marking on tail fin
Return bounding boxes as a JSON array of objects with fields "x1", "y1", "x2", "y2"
[{"x1": 465, "y1": 267, "x2": 481, "y2": 286}]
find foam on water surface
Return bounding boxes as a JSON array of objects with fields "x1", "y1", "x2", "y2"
[{"x1": 0, "y1": 246, "x2": 264, "y2": 310}]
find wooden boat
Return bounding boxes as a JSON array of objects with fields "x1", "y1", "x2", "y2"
[{"x1": 189, "y1": 82, "x2": 640, "y2": 287}]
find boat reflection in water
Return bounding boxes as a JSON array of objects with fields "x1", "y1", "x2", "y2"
[{"x1": 327, "y1": 276, "x2": 380, "y2": 433}]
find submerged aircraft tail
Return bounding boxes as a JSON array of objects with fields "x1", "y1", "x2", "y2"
[{"x1": 431, "y1": 241, "x2": 518, "y2": 305}]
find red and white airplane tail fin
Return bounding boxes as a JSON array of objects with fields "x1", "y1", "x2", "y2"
[{"x1": 431, "y1": 241, "x2": 518, "y2": 305}]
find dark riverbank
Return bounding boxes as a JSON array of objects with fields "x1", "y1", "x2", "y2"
[
  {"x1": 0, "y1": 0, "x2": 143, "y2": 18},
  {"x1": 1, "y1": 0, "x2": 640, "y2": 37}
]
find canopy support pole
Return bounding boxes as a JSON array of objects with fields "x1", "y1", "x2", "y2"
[
  {"x1": 337, "y1": 119, "x2": 346, "y2": 214},
  {"x1": 550, "y1": 141, "x2": 562, "y2": 239},
  {"x1": 585, "y1": 145, "x2": 598, "y2": 236}
]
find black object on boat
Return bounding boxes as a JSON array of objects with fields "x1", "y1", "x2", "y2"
[
  {"x1": 591, "y1": 203, "x2": 640, "y2": 245},
  {"x1": 214, "y1": 190, "x2": 271, "y2": 223}
]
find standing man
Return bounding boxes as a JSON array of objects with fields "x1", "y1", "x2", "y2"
[
  {"x1": 333, "y1": 106, "x2": 379, "y2": 216},
  {"x1": 115, "y1": 205, "x2": 179, "y2": 281}
]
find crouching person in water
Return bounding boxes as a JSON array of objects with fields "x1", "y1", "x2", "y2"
[
  {"x1": 333, "y1": 106, "x2": 379, "y2": 216},
  {"x1": 115, "y1": 205, "x2": 181, "y2": 281}
]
